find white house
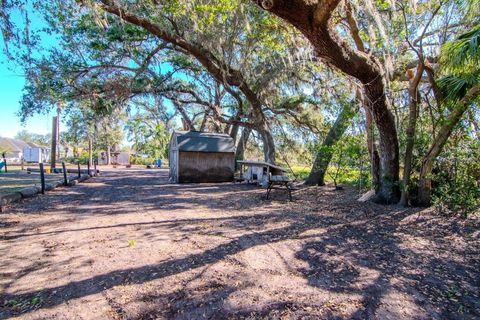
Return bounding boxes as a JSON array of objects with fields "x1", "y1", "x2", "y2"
[
  {"x1": 0, "y1": 137, "x2": 29, "y2": 163},
  {"x1": 23, "y1": 142, "x2": 50, "y2": 163}
]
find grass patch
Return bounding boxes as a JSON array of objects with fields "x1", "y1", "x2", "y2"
[{"x1": 287, "y1": 165, "x2": 371, "y2": 188}]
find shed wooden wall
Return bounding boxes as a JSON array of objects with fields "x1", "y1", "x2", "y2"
[{"x1": 178, "y1": 151, "x2": 234, "y2": 183}]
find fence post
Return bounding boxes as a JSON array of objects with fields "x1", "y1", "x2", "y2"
[
  {"x1": 94, "y1": 160, "x2": 97, "y2": 176},
  {"x1": 39, "y1": 163, "x2": 45, "y2": 194},
  {"x1": 77, "y1": 161, "x2": 81, "y2": 179},
  {"x1": 2, "y1": 152, "x2": 7, "y2": 173},
  {"x1": 62, "y1": 162, "x2": 68, "y2": 186},
  {"x1": 87, "y1": 160, "x2": 91, "y2": 176}
]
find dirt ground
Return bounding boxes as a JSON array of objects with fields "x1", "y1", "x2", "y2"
[{"x1": 0, "y1": 168, "x2": 478, "y2": 320}]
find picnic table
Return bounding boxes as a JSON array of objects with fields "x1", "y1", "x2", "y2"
[{"x1": 236, "y1": 160, "x2": 296, "y2": 201}]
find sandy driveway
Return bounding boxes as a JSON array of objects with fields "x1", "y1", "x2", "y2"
[{"x1": 0, "y1": 168, "x2": 478, "y2": 319}]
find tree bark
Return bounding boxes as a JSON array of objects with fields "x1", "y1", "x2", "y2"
[
  {"x1": 345, "y1": 4, "x2": 380, "y2": 193},
  {"x1": 235, "y1": 127, "x2": 251, "y2": 162},
  {"x1": 254, "y1": 0, "x2": 400, "y2": 203},
  {"x1": 106, "y1": 145, "x2": 111, "y2": 165},
  {"x1": 400, "y1": 63, "x2": 424, "y2": 206},
  {"x1": 305, "y1": 101, "x2": 358, "y2": 185},
  {"x1": 417, "y1": 84, "x2": 480, "y2": 206},
  {"x1": 230, "y1": 123, "x2": 240, "y2": 143},
  {"x1": 365, "y1": 106, "x2": 380, "y2": 190},
  {"x1": 88, "y1": 137, "x2": 93, "y2": 168},
  {"x1": 259, "y1": 126, "x2": 276, "y2": 164}
]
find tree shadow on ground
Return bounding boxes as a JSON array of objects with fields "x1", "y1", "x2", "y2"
[
  {"x1": 1, "y1": 169, "x2": 478, "y2": 319},
  {"x1": 294, "y1": 211, "x2": 479, "y2": 319}
]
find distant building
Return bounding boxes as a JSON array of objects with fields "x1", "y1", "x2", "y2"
[
  {"x1": 0, "y1": 138, "x2": 29, "y2": 163},
  {"x1": 98, "y1": 151, "x2": 131, "y2": 165},
  {"x1": 0, "y1": 137, "x2": 51, "y2": 163},
  {"x1": 168, "y1": 131, "x2": 235, "y2": 183},
  {"x1": 23, "y1": 142, "x2": 50, "y2": 163}
]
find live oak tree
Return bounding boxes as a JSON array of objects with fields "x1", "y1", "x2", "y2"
[
  {"x1": 252, "y1": 0, "x2": 401, "y2": 203},
  {"x1": 253, "y1": 0, "x2": 478, "y2": 205}
]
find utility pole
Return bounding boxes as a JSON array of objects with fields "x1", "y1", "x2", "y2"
[
  {"x1": 50, "y1": 104, "x2": 61, "y2": 169},
  {"x1": 56, "y1": 106, "x2": 61, "y2": 160},
  {"x1": 50, "y1": 115, "x2": 57, "y2": 169}
]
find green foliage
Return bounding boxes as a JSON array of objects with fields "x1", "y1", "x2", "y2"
[
  {"x1": 130, "y1": 156, "x2": 155, "y2": 166},
  {"x1": 439, "y1": 24, "x2": 480, "y2": 101},
  {"x1": 441, "y1": 24, "x2": 480, "y2": 72},
  {"x1": 15, "y1": 130, "x2": 51, "y2": 146},
  {"x1": 125, "y1": 114, "x2": 170, "y2": 160},
  {"x1": 326, "y1": 134, "x2": 371, "y2": 189},
  {"x1": 432, "y1": 140, "x2": 480, "y2": 216}
]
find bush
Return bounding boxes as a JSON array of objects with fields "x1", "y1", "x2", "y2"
[
  {"x1": 130, "y1": 156, "x2": 156, "y2": 166},
  {"x1": 432, "y1": 155, "x2": 480, "y2": 217},
  {"x1": 64, "y1": 150, "x2": 93, "y2": 165}
]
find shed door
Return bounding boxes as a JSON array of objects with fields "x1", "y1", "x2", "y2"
[{"x1": 169, "y1": 150, "x2": 178, "y2": 182}]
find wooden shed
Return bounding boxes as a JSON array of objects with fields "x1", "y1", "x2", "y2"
[{"x1": 169, "y1": 131, "x2": 235, "y2": 183}]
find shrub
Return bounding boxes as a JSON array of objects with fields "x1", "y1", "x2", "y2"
[{"x1": 130, "y1": 156, "x2": 155, "y2": 166}]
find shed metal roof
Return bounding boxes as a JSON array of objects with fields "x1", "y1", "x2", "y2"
[{"x1": 174, "y1": 131, "x2": 235, "y2": 153}]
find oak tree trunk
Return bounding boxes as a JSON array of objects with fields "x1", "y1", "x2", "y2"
[
  {"x1": 255, "y1": 0, "x2": 400, "y2": 203},
  {"x1": 400, "y1": 63, "x2": 424, "y2": 206},
  {"x1": 106, "y1": 145, "x2": 111, "y2": 165},
  {"x1": 259, "y1": 125, "x2": 276, "y2": 164},
  {"x1": 365, "y1": 107, "x2": 380, "y2": 190},
  {"x1": 306, "y1": 101, "x2": 358, "y2": 185},
  {"x1": 235, "y1": 127, "x2": 251, "y2": 162},
  {"x1": 88, "y1": 137, "x2": 93, "y2": 168}
]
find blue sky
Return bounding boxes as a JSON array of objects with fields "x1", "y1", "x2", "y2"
[
  {"x1": 0, "y1": 6, "x2": 57, "y2": 139},
  {"x1": 0, "y1": 56, "x2": 56, "y2": 138}
]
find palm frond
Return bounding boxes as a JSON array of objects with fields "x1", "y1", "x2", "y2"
[
  {"x1": 438, "y1": 72, "x2": 480, "y2": 102},
  {"x1": 441, "y1": 24, "x2": 480, "y2": 72}
]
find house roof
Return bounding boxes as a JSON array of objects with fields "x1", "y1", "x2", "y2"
[
  {"x1": 0, "y1": 137, "x2": 29, "y2": 153},
  {"x1": 26, "y1": 142, "x2": 48, "y2": 148},
  {"x1": 174, "y1": 131, "x2": 235, "y2": 153}
]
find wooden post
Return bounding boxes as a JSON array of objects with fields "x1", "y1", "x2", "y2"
[
  {"x1": 2, "y1": 152, "x2": 7, "y2": 173},
  {"x1": 94, "y1": 160, "x2": 97, "y2": 176},
  {"x1": 21, "y1": 157, "x2": 24, "y2": 171},
  {"x1": 62, "y1": 162, "x2": 68, "y2": 186},
  {"x1": 39, "y1": 163, "x2": 45, "y2": 194},
  {"x1": 77, "y1": 161, "x2": 81, "y2": 179},
  {"x1": 87, "y1": 160, "x2": 91, "y2": 176}
]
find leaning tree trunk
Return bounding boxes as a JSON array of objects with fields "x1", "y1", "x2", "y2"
[
  {"x1": 253, "y1": 0, "x2": 400, "y2": 204},
  {"x1": 306, "y1": 101, "x2": 358, "y2": 185},
  {"x1": 230, "y1": 123, "x2": 240, "y2": 143},
  {"x1": 400, "y1": 63, "x2": 424, "y2": 206},
  {"x1": 417, "y1": 84, "x2": 480, "y2": 206},
  {"x1": 236, "y1": 127, "x2": 251, "y2": 161},
  {"x1": 258, "y1": 123, "x2": 276, "y2": 164}
]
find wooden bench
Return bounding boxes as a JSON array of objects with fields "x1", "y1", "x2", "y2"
[{"x1": 265, "y1": 175, "x2": 297, "y2": 201}]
